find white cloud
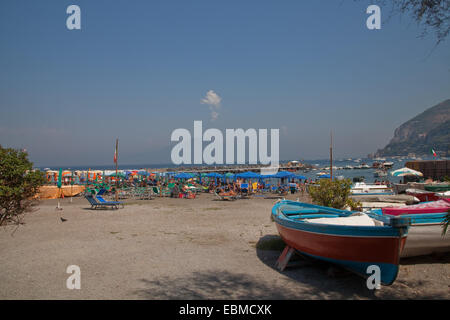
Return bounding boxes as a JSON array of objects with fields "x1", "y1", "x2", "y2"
[{"x1": 201, "y1": 90, "x2": 222, "y2": 121}]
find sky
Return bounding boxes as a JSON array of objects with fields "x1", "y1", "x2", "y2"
[{"x1": 0, "y1": 0, "x2": 449, "y2": 167}]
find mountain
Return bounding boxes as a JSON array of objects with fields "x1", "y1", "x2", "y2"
[{"x1": 375, "y1": 99, "x2": 450, "y2": 157}]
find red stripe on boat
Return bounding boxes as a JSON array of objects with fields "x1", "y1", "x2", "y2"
[{"x1": 276, "y1": 224, "x2": 406, "y2": 265}]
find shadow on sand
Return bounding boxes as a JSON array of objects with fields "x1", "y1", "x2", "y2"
[
  {"x1": 253, "y1": 235, "x2": 450, "y2": 299},
  {"x1": 133, "y1": 235, "x2": 448, "y2": 299}
]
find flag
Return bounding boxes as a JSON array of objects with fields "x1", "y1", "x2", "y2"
[
  {"x1": 431, "y1": 148, "x2": 437, "y2": 157},
  {"x1": 114, "y1": 144, "x2": 118, "y2": 164}
]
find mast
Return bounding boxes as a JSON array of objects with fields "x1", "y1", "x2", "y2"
[
  {"x1": 330, "y1": 131, "x2": 333, "y2": 180},
  {"x1": 115, "y1": 138, "x2": 119, "y2": 201}
]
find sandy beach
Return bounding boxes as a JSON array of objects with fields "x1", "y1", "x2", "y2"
[{"x1": 0, "y1": 193, "x2": 449, "y2": 300}]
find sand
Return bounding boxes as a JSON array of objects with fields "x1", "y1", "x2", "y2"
[{"x1": 0, "y1": 193, "x2": 449, "y2": 300}]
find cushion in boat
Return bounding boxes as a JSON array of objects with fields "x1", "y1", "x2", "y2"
[{"x1": 305, "y1": 214, "x2": 376, "y2": 226}]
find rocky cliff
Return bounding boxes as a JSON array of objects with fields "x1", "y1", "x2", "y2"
[{"x1": 375, "y1": 99, "x2": 450, "y2": 157}]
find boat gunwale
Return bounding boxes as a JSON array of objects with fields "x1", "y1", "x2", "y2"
[{"x1": 272, "y1": 200, "x2": 409, "y2": 237}]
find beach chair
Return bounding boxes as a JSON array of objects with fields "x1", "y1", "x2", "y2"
[
  {"x1": 85, "y1": 195, "x2": 123, "y2": 210},
  {"x1": 95, "y1": 195, "x2": 124, "y2": 208},
  {"x1": 214, "y1": 191, "x2": 237, "y2": 201}
]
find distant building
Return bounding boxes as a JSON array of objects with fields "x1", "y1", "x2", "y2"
[{"x1": 405, "y1": 160, "x2": 450, "y2": 180}]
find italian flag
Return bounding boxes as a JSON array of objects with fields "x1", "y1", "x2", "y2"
[{"x1": 431, "y1": 148, "x2": 437, "y2": 157}]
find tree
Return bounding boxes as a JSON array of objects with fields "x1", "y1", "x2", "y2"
[
  {"x1": 442, "y1": 209, "x2": 450, "y2": 235},
  {"x1": 0, "y1": 146, "x2": 45, "y2": 225},
  {"x1": 308, "y1": 178, "x2": 361, "y2": 210},
  {"x1": 365, "y1": 0, "x2": 449, "y2": 44}
]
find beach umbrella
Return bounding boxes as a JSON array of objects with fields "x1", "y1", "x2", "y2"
[
  {"x1": 318, "y1": 174, "x2": 331, "y2": 179},
  {"x1": 174, "y1": 172, "x2": 194, "y2": 179},
  {"x1": 390, "y1": 167, "x2": 423, "y2": 177},
  {"x1": 235, "y1": 171, "x2": 261, "y2": 179},
  {"x1": 206, "y1": 172, "x2": 223, "y2": 178},
  {"x1": 270, "y1": 171, "x2": 296, "y2": 179},
  {"x1": 107, "y1": 172, "x2": 126, "y2": 178}
]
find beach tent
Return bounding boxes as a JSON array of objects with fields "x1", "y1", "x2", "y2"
[
  {"x1": 293, "y1": 174, "x2": 307, "y2": 180},
  {"x1": 390, "y1": 167, "x2": 423, "y2": 177}
]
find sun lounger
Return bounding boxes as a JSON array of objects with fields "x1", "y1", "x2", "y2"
[
  {"x1": 214, "y1": 191, "x2": 237, "y2": 201},
  {"x1": 95, "y1": 195, "x2": 124, "y2": 208},
  {"x1": 239, "y1": 183, "x2": 251, "y2": 199},
  {"x1": 84, "y1": 195, "x2": 123, "y2": 210}
]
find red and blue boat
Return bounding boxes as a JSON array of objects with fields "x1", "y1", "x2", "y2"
[{"x1": 271, "y1": 200, "x2": 410, "y2": 285}]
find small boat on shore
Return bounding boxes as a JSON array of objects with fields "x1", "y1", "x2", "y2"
[
  {"x1": 370, "y1": 199, "x2": 450, "y2": 258},
  {"x1": 424, "y1": 184, "x2": 450, "y2": 193},
  {"x1": 405, "y1": 188, "x2": 440, "y2": 202},
  {"x1": 272, "y1": 200, "x2": 409, "y2": 285}
]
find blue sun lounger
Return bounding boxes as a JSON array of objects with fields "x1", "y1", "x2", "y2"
[{"x1": 85, "y1": 195, "x2": 123, "y2": 210}]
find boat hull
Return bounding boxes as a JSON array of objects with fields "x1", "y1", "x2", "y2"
[
  {"x1": 272, "y1": 201, "x2": 408, "y2": 285},
  {"x1": 275, "y1": 223, "x2": 406, "y2": 284},
  {"x1": 401, "y1": 224, "x2": 450, "y2": 258},
  {"x1": 371, "y1": 206, "x2": 450, "y2": 258}
]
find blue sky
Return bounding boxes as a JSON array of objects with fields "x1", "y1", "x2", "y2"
[{"x1": 1, "y1": 1, "x2": 449, "y2": 167}]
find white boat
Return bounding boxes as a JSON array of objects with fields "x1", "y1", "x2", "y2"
[
  {"x1": 351, "y1": 182, "x2": 394, "y2": 195},
  {"x1": 374, "y1": 170, "x2": 388, "y2": 178},
  {"x1": 371, "y1": 200, "x2": 450, "y2": 258}
]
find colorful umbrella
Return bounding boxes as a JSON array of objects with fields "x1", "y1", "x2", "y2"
[{"x1": 390, "y1": 167, "x2": 423, "y2": 177}]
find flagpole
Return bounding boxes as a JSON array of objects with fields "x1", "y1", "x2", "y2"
[
  {"x1": 115, "y1": 138, "x2": 119, "y2": 201},
  {"x1": 330, "y1": 131, "x2": 333, "y2": 181}
]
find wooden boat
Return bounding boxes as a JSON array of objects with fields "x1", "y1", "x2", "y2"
[
  {"x1": 405, "y1": 188, "x2": 440, "y2": 202},
  {"x1": 272, "y1": 200, "x2": 409, "y2": 285},
  {"x1": 424, "y1": 184, "x2": 450, "y2": 192},
  {"x1": 370, "y1": 199, "x2": 450, "y2": 257}
]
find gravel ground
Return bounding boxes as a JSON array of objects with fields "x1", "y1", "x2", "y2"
[{"x1": 0, "y1": 193, "x2": 449, "y2": 299}]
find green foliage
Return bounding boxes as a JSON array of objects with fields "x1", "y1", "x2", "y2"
[
  {"x1": 442, "y1": 209, "x2": 450, "y2": 236},
  {"x1": 0, "y1": 146, "x2": 45, "y2": 225},
  {"x1": 308, "y1": 178, "x2": 361, "y2": 210}
]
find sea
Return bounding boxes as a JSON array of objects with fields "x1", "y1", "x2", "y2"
[{"x1": 36, "y1": 156, "x2": 446, "y2": 184}]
